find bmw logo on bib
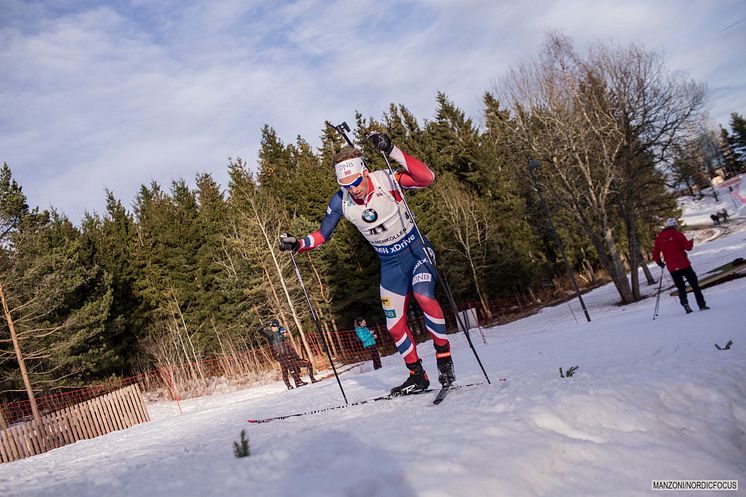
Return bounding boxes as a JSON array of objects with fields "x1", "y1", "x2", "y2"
[{"x1": 362, "y1": 209, "x2": 378, "y2": 223}]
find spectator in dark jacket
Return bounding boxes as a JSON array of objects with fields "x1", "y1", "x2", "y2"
[
  {"x1": 718, "y1": 208, "x2": 730, "y2": 224},
  {"x1": 652, "y1": 218, "x2": 709, "y2": 314},
  {"x1": 258, "y1": 319, "x2": 318, "y2": 389},
  {"x1": 354, "y1": 317, "x2": 382, "y2": 370}
]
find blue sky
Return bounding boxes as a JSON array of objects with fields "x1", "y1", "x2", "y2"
[{"x1": 1, "y1": 0, "x2": 744, "y2": 223}]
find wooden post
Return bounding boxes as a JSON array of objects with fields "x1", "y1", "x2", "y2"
[
  {"x1": 94, "y1": 396, "x2": 110, "y2": 435},
  {"x1": 163, "y1": 368, "x2": 182, "y2": 415},
  {"x1": 137, "y1": 384, "x2": 150, "y2": 422},
  {"x1": 68, "y1": 405, "x2": 85, "y2": 442},
  {"x1": 109, "y1": 390, "x2": 125, "y2": 430},
  {"x1": 0, "y1": 429, "x2": 10, "y2": 463},
  {"x1": 25, "y1": 420, "x2": 41, "y2": 455},
  {"x1": 113, "y1": 389, "x2": 132, "y2": 428},
  {"x1": 122, "y1": 386, "x2": 139, "y2": 425},
  {"x1": 6, "y1": 427, "x2": 21, "y2": 461},
  {"x1": 84, "y1": 400, "x2": 100, "y2": 438},
  {"x1": 130, "y1": 383, "x2": 149, "y2": 422},
  {"x1": 89, "y1": 398, "x2": 106, "y2": 436},
  {"x1": 77, "y1": 402, "x2": 94, "y2": 439}
]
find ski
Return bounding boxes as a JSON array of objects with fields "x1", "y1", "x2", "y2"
[
  {"x1": 433, "y1": 386, "x2": 451, "y2": 405},
  {"x1": 247, "y1": 381, "x2": 501, "y2": 424},
  {"x1": 247, "y1": 394, "x2": 390, "y2": 424},
  {"x1": 432, "y1": 377, "x2": 508, "y2": 405}
]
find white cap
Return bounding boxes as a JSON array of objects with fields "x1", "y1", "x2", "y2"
[
  {"x1": 335, "y1": 157, "x2": 366, "y2": 185},
  {"x1": 665, "y1": 218, "x2": 677, "y2": 227}
]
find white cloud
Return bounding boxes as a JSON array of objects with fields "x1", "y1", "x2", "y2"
[{"x1": 0, "y1": 0, "x2": 743, "y2": 223}]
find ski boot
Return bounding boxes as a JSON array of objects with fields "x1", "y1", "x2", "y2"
[
  {"x1": 310, "y1": 376, "x2": 319, "y2": 383},
  {"x1": 286, "y1": 384, "x2": 293, "y2": 390},
  {"x1": 295, "y1": 380, "x2": 308, "y2": 388},
  {"x1": 435, "y1": 344, "x2": 456, "y2": 387},
  {"x1": 699, "y1": 304, "x2": 710, "y2": 311},
  {"x1": 683, "y1": 304, "x2": 693, "y2": 314},
  {"x1": 390, "y1": 360, "x2": 430, "y2": 396}
]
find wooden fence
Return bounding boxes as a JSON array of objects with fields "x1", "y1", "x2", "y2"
[{"x1": 0, "y1": 384, "x2": 150, "y2": 464}]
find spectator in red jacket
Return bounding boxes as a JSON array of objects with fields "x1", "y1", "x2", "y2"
[{"x1": 652, "y1": 218, "x2": 709, "y2": 314}]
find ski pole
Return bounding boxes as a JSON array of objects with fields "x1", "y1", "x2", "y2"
[
  {"x1": 285, "y1": 241, "x2": 348, "y2": 404},
  {"x1": 332, "y1": 122, "x2": 491, "y2": 385},
  {"x1": 653, "y1": 266, "x2": 665, "y2": 320}
]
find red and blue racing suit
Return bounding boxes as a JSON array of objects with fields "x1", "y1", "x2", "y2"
[{"x1": 298, "y1": 147, "x2": 449, "y2": 364}]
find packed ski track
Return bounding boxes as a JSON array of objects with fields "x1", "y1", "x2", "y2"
[{"x1": 1, "y1": 186, "x2": 745, "y2": 496}]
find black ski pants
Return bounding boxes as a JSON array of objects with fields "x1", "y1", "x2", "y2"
[
  {"x1": 278, "y1": 353, "x2": 316, "y2": 387},
  {"x1": 367, "y1": 345, "x2": 382, "y2": 370},
  {"x1": 670, "y1": 265, "x2": 706, "y2": 308}
]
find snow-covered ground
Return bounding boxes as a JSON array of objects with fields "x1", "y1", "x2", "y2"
[
  {"x1": 679, "y1": 173, "x2": 745, "y2": 228},
  {"x1": 1, "y1": 184, "x2": 745, "y2": 497}
]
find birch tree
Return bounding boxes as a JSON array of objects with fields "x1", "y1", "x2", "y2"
[
  {"x1": 226, "y1": 159, "x2": 315, "y2": 360},
  {"x1": 500, "y1": 34, "x2": 635, "y2": 303},
  {"x1": 590, "y1": 42, "x2": 705, "y2": 298},
  {"x1": 435, "y1": 175, "x2": 501, "y2": 319}
]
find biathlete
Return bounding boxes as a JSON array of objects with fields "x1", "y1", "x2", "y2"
[{"x1": 279, "y1": 132, "x2": 455, "y2": 395}]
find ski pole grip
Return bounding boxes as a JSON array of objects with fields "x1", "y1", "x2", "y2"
[{"x1": 333, "y1": 121, "x2": 354, "y2": 147}]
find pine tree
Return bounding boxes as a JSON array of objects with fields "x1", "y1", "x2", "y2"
[
  {"x1": 130, "y1": 180, "x2": 211, "y2": 372},
  {"x1": 479, "y1": 93, "x2": 545, "y2": 293},
  {"x1": 727, "y1": 112, "x2": 746, "y2": 165},
  {"x1": 193, "y1": 173, "x2": 231, "y2": 332},
  {"x1": 78, "y1": 191, "x2": 142, "y2": 377},
  {"x1": 257, "y1": 125, "x2": 296, "y2": 200},
  {"x1": 0, "y1": 163, "x2": 29, "y2": 242},
  {"x1": 286, "y1": 137, "x2": 338, "y2": 219},
  {"x1": 426, "y1": 93, "x2": 482, "y2": 187},
  {"x1": 1, "y1": 209, "x2": 113, "y2": 400}
]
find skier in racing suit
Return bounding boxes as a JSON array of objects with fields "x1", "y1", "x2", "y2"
[{"x1": 278, "y1": 132, "x2": 455, "y2": 395}]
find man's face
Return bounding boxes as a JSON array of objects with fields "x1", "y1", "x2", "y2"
[
  {"x1": 340, "y1": 169, "x2": 369, "y2": 200},
  {"x1": 335, "y1": 156, "x2": 369, "y2": 200},
  {"x1": 270, "y1": 325, "x2": 279, "y2": 332}
]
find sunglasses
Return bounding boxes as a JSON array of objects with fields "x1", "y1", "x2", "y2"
[{"x1": 341, "y1": 174, "x2": 364, "y2": 189}]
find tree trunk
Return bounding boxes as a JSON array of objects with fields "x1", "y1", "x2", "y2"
[
  {"x1": 0, "y1": 282, "x2": 42, "y2": 424},
  {"x1": 316, "y1": 297, "x2": 339, "y2": 357},
  {"x1": 602, "y1": 227, "x2": 635, "y2": 304},
  {"x1": 468, "y1": 258, "x2": 492, "y2": 320},
  {"x1": 573, "y1": 205, "x2": 634, "y2": 304},
  {"x1": 582, "y1": 258, "x2": 597, "y2": 285},
  {"x1": 625, "y1": 211, "x2": 642, "y2": 300},
  {"x1": 307, "y1": 255, "x2": 338, "y2": 356},
  {"x1": 172, "y1": 290, "x2": 205, "y2": 382},
  {"x1": 166, "y1": 290, "x2": 201, "y2": 384},
  {"x1": 320, "y1": 319, "x2": 337, "y2": 358},
  {"x1": 250, "y1": 197, "x2": 314, "y2": 361},
  {"x1": 638, "y1": 251, "x2": 656, "y2": 285}
]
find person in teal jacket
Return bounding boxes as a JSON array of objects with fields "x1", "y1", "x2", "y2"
[{"x1": 355, "y1": 317, "x2": 382, "y2": 370}]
